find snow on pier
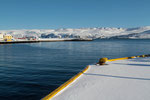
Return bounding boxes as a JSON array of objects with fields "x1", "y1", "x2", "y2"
[{"x1": 46, "y1": 57, "x2": 150, "y2": 100}]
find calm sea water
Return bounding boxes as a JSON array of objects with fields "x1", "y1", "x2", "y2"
[{"x1": 0, "y1": 39, "x2": 150, "y2": 100}]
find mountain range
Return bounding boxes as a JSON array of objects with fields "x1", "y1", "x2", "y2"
[{"x1": 0, "y1": 26, "x2": 150, "y2": 39}]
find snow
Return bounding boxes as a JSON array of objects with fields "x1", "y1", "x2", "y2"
[
  {"x1": 51, "y1": 57, "x2": 150, "y2": 100},
  {"x1": 0, "y1": 26, "x2": 150, "y2": 39},
  {"x1": 38, "y1": 38, "x2": 87, "y2": 41}
]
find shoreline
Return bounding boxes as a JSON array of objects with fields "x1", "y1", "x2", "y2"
[{"x1": 0, "y1": 38, "x2": 93, "y2": 44}]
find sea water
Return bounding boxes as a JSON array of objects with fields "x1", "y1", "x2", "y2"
[{"x1": 0, "y1": 39, "x2": 150, "y2": 100}]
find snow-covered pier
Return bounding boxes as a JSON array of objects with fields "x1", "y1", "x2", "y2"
[
  {"x1": 0, "y1": 38, "x2": 92, "y2": 44},
  {"x1": 38, "y1": 38, "x2": 92, "y2": 42},
  {"x1": 0, "y1": 40, "x2": 39, "y2": 44},
  {"x1": 42, "y1": 55, "x2": 150, "y2": 100}
]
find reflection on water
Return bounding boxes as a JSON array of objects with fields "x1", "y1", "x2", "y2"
[{"x1": 0, "y1": 39, "x2": 150, "y2": 100}]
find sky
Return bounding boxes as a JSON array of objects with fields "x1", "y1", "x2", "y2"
[{"x1": 0, "y1": 0, "x2": 150, "y2": 29}]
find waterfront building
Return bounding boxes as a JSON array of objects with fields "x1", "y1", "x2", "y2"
[
  {"x1": 0, "y1": 33, "x2": 4, "y2": 41},
  {"x1": 3, "y1": 34, "x2": 13, "y2": 42}
]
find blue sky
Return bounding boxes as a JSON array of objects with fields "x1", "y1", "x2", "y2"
[{"x1": 0, "y1": 0, "x2": 150, "y2": 29}]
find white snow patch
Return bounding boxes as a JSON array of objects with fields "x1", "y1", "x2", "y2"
[{"x1": 51, "y1": 57, "x2": 150, "y2": 100}]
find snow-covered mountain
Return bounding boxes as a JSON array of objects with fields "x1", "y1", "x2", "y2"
[{"x1": 0, "y1": 26, "x2": 150, "y2": 39}]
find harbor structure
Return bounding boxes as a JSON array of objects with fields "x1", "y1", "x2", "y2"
[
  {"x1": 0, "y1": 33, "x2": 4, "y2": 41},
  {"x1": 42, "y1": 55, "x2": 150, "y2": 100},
  {"x1": 3, "y1": 34, "x2": 13, "y2": 42}
]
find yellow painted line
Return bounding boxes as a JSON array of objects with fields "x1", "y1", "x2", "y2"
[
  {"x1": 107, "y1": 57, "x2": 129, "y2": 62},
  {"x1": 107, "y1": 54, "x2": 150, "y2": 62},
  {"x1": 42, "y1": 65, "x2": 90, "y2": 100}
]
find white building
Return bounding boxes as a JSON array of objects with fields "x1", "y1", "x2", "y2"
[{"x1": 0, "y1": 33, "x2": 4, "y2": 41}]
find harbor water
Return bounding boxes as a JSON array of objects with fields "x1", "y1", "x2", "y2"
[{"x1": 0, "y1": 39, "x2": 150, "y2": 100}]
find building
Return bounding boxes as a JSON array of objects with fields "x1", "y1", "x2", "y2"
[
  {"x1": 3, "y1": 34, "x2": 13, "y2": 42},
  {"x1": 0, "y1": 33, "x2": 4, "y2": 41}
]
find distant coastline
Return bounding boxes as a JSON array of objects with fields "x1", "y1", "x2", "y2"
[{"x1": 0, "y1": 38, "x2": 93, "y2": 44}]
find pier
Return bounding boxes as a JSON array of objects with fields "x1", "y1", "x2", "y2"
[
  {"x1": 0, "y1": 40, "x2": 39, "y2": 44},
  {"x1": 0, "y1": 38, "x2": 93, "y2": 44},
  {"x1": 42, "y1": 55, "x2": 150, "y2": 100}
]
